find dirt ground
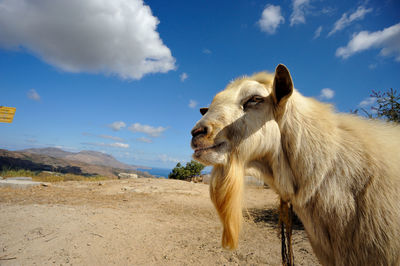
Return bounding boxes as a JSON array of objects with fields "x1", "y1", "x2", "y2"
[{"x1": 0, "y1": 178, "x2": 320, "y2": 265}]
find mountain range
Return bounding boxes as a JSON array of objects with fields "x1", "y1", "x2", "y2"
[
  {"x1": 0, "y1": 147, "x2": 150, "y2": 178},
  {"x1": 21, "y1": 147, "x2": 137, "y2": 170}
]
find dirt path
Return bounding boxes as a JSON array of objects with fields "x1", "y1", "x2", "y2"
[{"x1": 0, "y1": 178, "x2": 319, "y2": 265}]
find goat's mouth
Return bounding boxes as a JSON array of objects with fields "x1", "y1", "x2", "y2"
[{"x1": 193, "y1": 142, "x2": 225, "y2": 156}]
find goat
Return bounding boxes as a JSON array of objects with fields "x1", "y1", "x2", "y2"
[{"x1": 191, "y1": 64, "x2": 400, "y2": 265}]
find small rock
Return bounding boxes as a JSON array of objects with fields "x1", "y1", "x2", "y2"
[
  {"x1": 118, "y1": 173, "x2": 138, "y2": 179},
  {"x1": 0, "y1": 179, "x2": 43, "y2": 189}
]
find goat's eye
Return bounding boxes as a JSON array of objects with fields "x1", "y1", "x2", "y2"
[{"x1": 243, "y1": 95, "x2": 264, "y2": 110}]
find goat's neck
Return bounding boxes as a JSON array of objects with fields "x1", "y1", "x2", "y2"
[{"x1": 274, "y1": 94, "x2": 335, "y2": 206}]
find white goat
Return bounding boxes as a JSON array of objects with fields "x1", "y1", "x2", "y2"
[{"x1": 191, "y1": 64, "x2": 400, "y2": 266}]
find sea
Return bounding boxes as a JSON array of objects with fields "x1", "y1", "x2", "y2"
[
  {"x1": 137, "y1": 166, "x2": 211, "y2": 179},
  {"x1": 137, "y1": 167, "x2": 171, "y2": 178}
]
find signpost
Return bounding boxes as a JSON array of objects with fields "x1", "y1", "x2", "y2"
[{"x1": 0, "y1": 106, "x2": 16, "y2": 123}]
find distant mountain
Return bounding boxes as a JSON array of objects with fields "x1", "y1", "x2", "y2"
[
  {"x1": 0, "y1": 148, "x2": 152, "y2": 178},
  {"x1": 20, "y1": 147, "x2": 137, "y2": 170},
  {"x1": 22, "y1": 147, "x2": 74, "y2": 158}
]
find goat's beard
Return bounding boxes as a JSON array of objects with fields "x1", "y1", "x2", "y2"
[{"x1": 209, "y1": 153, "x2": 244, "y2": 250}]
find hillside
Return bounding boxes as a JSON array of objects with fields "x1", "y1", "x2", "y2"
[
  {"x1": 0, "y1": 148, "x2": 151, "y2": 178},
  {"x1": 21, "y1": 147, "x2": 137, "y2": 170},
  {"x1": 22, "y1": 147, "x2": 75, "y2": 158}
]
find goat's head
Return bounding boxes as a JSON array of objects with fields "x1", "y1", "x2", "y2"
[
  {"x1": 190, "y1": 64, "x2": 294, "y2": 250},
  {"x1": 191, "y1": 64, "x2": 293, "y2": 167}
]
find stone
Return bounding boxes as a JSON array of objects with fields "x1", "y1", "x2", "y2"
[
  {"x1": 7, "y1": 176, "x2": 32, "y2": 181},
  {"x1": 0, "y1": 179, "x2": 44, "y2": 189},
  {"x1": 118, "y1": 173, "x2": 138, "y2": 179}
]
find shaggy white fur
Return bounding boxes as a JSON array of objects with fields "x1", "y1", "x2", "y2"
[{"x1": 191, "y1": 64, "x2": 400, "y2": 265}]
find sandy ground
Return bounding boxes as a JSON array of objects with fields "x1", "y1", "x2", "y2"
[{"x1": 0, "y1": 178, "x2": 320, "y2": 265}]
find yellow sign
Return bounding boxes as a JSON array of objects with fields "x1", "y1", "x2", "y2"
[{"x1": 0, "y1": 106, "x2": 16, "y2": 123}]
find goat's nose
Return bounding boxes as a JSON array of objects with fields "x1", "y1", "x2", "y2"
[{"x1": 191, "y1": 125, "x2": 208, "y2": 138}]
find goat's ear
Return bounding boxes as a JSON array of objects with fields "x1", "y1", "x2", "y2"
[
  {"x1": 200, "y1": 107, "x2": 208, "y2": 116},
  {"x1": 272, "y1": 64, "x2": 293, "y2": 105}
]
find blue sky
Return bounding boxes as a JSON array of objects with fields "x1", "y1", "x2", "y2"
[{"x1": 0, "y1": 0, "x2": 399, "y2": 169}]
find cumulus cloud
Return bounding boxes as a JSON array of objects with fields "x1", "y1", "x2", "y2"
[
  {"x1": 328, "y1": 6, "x2": 372, "y2": 36},
  {"x1": 290, "y1": 0, "x2": 311, "y2": 26},
  {"x1": 188, "y1": 100, "x2": 198, "y2": 109},
  {"x1": 27, "y1": 89, "x2": 40, "y2": 101},
  {"x1": 358, "y1": 97, "x2": 376, "y2": 107},
  {"x1": 319, "y1": 88, "x2": 335, "y2": 100},
  {"x1": 258, "y1": 5, "x2": 285, "y2": 34},
  {"x1": 108, "y1": 121, "x2": 126, "y2": 131},
  {"x1": 83, "y1": 142, "x2": 129, "y2": 149},
  {"x1": 314, "y1": 26, "x2": 323, "y2": 39},
  {"x1": 336, "y1": 23, "x2": 400, "y2": 61},
  {"x1": 203, "y1": 48, "x2": 212, "y2": 54},
  {"x1": 53, "y1": 145, "x2": 80, "y2": 152},
  {"x1": 180, "y1": 72, "x2": 188, "y2": 82},
  {"x1": 0, "y1": 0, "x2": 175, "y2": 79},
  {"x1": 110, "y1": 142, "x2": 129, "y2": 148},
  {"x1": 320, "y1": 7, "x2": 336, "y2": 16},
  {"x1": 368, "y1": 63, "x2": 377, "y2": 69},
  {"x1": 99, "y1": 135, "x2": 124, "y2": 142},
  {"x1": 83, "y1": 132, "x2": 125, "y2": 142},
  {"x1": 158, "y1": 154, "x2": 180, "y2": 164},
  {"x1": 129, "y1": 123, "x2": 166, "y2": 137},
  {"x1": 137, "y1": 137, "x2": 153, "y2": 143}
]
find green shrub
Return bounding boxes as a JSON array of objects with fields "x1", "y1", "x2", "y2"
[{"x1": 168, "y1": 160, "x2": 205, "y2": 180}]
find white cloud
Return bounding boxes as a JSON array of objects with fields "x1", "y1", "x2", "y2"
[
  {"x1": 109, "y1": 121, "x2": 126, "y2": 131},
  {"x1": 314, "y1": 26, "x2": 323, "y2": 39},
  {"x1": 188, "y1": 100, "x2": 198, "y2": 109},
  {"x1": 27, "y1": 89, "x2": 40, "y2": 101},
  {"x1": 111, "y1": 142, "x2": 130, "y2": 148},
  {"x1": 158, "y1": 154, "x2": 180, "y2": 164},
  {"x1": 358, "y1": 97, "x2": 376, "y2": 107},
  {"x1": 99, "y1": 135, "x2": 124, "y2": 142},
  {"x1": 319, "y1": 88, "x2": 335, "y2": 100},
  {"x1": 83, "y1": 132, "x2": 125, "y2": 142},
  {"x1": 180, "y1": 72, "x2": 188, "y2": 82},
  {"x1": 328, "y1": 6, "x2": 373, "y2": 36},
  {"x1": 290, "y1": 0, "x2": 311, "y2": 26},
  {"x1": 137, "y1": 137, "x2": 153, "y2": 143},
  {"x1": 0, "y1": 0, "x2": 175, "y2": 80},
  {"x1": 84, "y1": 142, "x2": 129, "y2": 149},
  {"x1": 258, "y1": 5, "x2": 285, "y2": 34},
  {"x1": 53, "y1": 145, "x2": 80, "y2": 152},
  {"x1": 336, "y1": 23, "x2": 400, "y2": 61},
  {"x1": 320, "y1": 7, "x2": 336, "y2": 16},
  {"x1": 203, "y1": 48, "x2": 212, "y2": 54},
  {"x1": 129, "y1": 123, "x2": 166, "y2": 137}
]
